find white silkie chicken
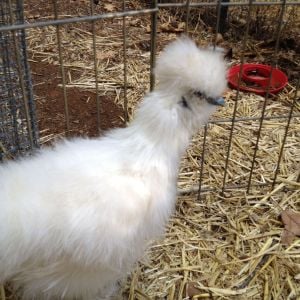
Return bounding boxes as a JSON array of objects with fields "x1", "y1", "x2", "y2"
[{"x1": 0, "y1": 37, "x2": 227, "y2": 299}]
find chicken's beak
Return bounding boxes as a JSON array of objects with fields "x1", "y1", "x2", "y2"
[{"x1": 206, "y1": 97, "x2": 225, "y2": 106}]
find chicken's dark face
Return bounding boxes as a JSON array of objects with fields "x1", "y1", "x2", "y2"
[
  {"x1": 176, "y1": 88, "x2": 225, "y2": 129},
  {"x1": 180, "y1": 90, "x2": 224, "y2": 110}
]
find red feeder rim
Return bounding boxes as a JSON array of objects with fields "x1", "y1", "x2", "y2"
[{"x1": 228, "y1": 63, "x2": 288, "y2": 95}]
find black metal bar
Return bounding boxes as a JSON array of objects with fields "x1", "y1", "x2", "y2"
[
  {"x1": 209, "y1": 114, "x2": 300, "y2": 125},
  {"x1": 20, "y1": 28, "x2": 39, "y2": 148},
  {"x1": 247, "y1": 0, "x2": 287, "y2": 193},
  {"x1": 199, "y1": 181, "x2": 274, "y2": 194},
  {"x1": 18, "y1": 0, "x2": 39, "y2": 148},
  {"x1": 1, "y1": 2, "x2": 298, "y2": 33},
  {"x1": 0, "y1": 8, "x2": 159, "y2": 32},
  {"x1": 185, "y1": 0, "x2": 191, "y2": 35},
  {"x1": 221, "y1": 0, "x2": 254, "y2": 195},
  {"x1": 219, "y1": 0, "x2": 229, "y2": 34},
  {"x1": 53, "y1": 0, "x2": 70, "y2": 134},
  {"x1": 122, "y1": 0, "x2": 128, "y2": 123},
  {"x1": 150, "y1": 0, "x2": 158, "y2": 91},
  {"x1": 213, "y1": 0, "x2": 222, "y2": 46},
  {"x1": 197, "y1": 125, "x2": 208, "y2": 201},
  {"x1": 90, "y1": 0, "x2": 101, "y2": 133},
  {"x1": 158, "y1": 1, "x2": 299, "y2": 8},
  {"x1": 272, "y1": 79, "x2": 300, "y2": 189}
]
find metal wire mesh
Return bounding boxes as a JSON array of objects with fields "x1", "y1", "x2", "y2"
[
  {"x1": 0, "y1": 0, "x2": 298, "y2": 195},
  {"x1": 0, "y1": 0, "x2": 38, "y2": 160}
]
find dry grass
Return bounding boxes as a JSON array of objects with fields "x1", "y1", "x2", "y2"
[
  {"x1": 1, "y1": 1, "x2": 299, "y2": 299},
  {"x1": 127, "y1": 191, "x2": 299, "y2": 299}
]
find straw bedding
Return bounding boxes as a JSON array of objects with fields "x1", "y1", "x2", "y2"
[{"x1": 1, "y1": 1, "x2": 299, "y2": 299}]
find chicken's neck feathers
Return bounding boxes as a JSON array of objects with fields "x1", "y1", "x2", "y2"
[{"x1": 109, "y1": 92, "x2": 193, "y2": 175}]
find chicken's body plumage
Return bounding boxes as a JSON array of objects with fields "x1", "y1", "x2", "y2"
[{"x1": 0, "y1": 37, "x2": 227, "y2": 299}]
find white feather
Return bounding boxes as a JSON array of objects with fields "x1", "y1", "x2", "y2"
[{"x1": 0, "y1": 36, "x2": 227, "y2": 299}]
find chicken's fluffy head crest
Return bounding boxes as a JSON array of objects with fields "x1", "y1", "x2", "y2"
[{"x1": 155, "y1": 36, "x2": 227, "y2": 99}]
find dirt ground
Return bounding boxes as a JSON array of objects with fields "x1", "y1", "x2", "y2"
[{"x1": 30, "y1": 61, "x2": 124, "y2": 139}]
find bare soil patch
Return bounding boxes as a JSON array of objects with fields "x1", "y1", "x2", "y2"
[{"x1": 30, "y1": 61, "x2": 124, "y2": 140}]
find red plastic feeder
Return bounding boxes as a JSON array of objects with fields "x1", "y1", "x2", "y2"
[{"x1": 228, "y1": 63, "x2": 288, "y2": 95}]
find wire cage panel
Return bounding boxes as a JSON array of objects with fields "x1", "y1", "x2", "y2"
[
  {"x1": 0, "y1": 0, "x2": 38, "y2": 160},
  {"x1": 0, "y1": 0, "x2": 298, "y2": 193}
]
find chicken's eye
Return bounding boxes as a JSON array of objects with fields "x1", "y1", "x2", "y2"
[
  {"x1": 180, "y1": 96, "x2": 190, "y2": 109},
  {"x1": 194, "y1": 91, "x2": 203, "y2": 98}
]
